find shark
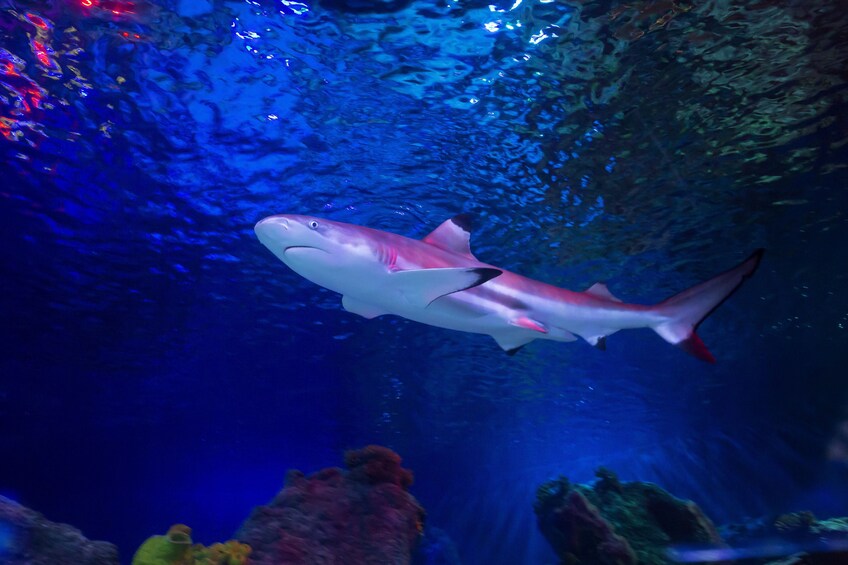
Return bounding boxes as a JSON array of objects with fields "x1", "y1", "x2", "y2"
[{"x1": 254, "y1": 213, "x2": 763, "y2": 362}]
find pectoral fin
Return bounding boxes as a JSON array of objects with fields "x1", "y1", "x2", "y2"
[
  {"x1": 392, "y1": 267, "x2": 502, "y2": 308},
  {"x1": 342, "y1": 296, "x2": 389, "y2": 319}
]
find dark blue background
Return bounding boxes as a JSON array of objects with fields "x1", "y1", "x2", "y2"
[{"x1": 1, "y1": 0, "x2": 847, "y2": 563}]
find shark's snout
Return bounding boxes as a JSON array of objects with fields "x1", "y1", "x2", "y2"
[
  {"x1": 255, "y1": 214, "x2": 329, "y2": 261},
  {"x1": 255, "y1": 215, "x2": 289, "y2": 234},
  {"x1": 255, "y1": 216, "x2": 292, "y2": 247}
]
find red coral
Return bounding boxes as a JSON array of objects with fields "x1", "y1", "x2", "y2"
[{"x1": 344, "y1": 445, "x2": 415, "y2": 488}]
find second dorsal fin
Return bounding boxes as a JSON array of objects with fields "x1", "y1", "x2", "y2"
[
  {"x1": 585, "y1": 282, "x2": 622, "y2": 303},
  {"x1": 422, "y1": 214, "x2": 476, "y2": 259}
]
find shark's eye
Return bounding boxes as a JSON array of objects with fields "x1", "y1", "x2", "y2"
[{"x1": 309, "y1": 220, "x2": 319, "y2": 230}]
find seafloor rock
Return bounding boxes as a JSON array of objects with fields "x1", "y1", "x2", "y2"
[
  {"x1": 723, "y1": 511, "x2": 848, "y2": 565},
  {"x1": 535, "y1": 468, "x2": 722, "y2": 565},
  {"x1": 0, "y1": 494, "x2": 119, "y2": 565},
  {"x1": 236, "y1": 445, "x2": 425, "y2": 565}
]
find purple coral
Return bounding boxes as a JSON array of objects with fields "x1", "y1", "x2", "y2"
[
  {"x1": 539, "y1": 488, "x2": 636, "y2": 565},
  {"x1": 236, "y1": 446, "x2": 425, "y2": 565}
]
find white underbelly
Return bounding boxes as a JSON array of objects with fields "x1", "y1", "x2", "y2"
[{"x1": 384, "y1": 294, "x2": 506, "y2": 335}]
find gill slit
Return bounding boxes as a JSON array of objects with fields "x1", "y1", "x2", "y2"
[{"x1": 380, "y1": 243, "x2": 399, "y2": 272}]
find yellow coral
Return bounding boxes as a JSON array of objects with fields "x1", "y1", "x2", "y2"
[
  {"x1": 131, "y1": 525, "x2": 192, "y2": 565},
  {"x1": 132, "y1": 525, "x2": 250, "y2": 565},
  {"x1": 194, "y1": 540, "x2": 252, "y2": 565}
]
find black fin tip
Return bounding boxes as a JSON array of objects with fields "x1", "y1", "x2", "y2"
[{"x1": 451, "y1": 214, "x2": 473, "y2": 232}]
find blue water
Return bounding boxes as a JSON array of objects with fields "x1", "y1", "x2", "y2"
[{"x1": 1, "y1": 0, "x2": 847, "y2": 562}]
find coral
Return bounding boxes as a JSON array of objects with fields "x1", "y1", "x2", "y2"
[
  {"x1": 237, "y1": 445, "x2": 425, "y2": 565},
  {"x1": 722, "y1": 511, "x2": 848, "y2": 565},
  {"x1": 131, "y1": 525, "x2": 193, "y2": 565},
  {"x1": 535, "y1": 477, "x2": 569, "y2": 527},
  {"x1": 775, "y1": 511, "x2": 818, "y2": 534},
  {"x1": 168, "y1": 524, "x2": 193, "y2": 545},
  {"x1": 131, "y1": 525, "x2": 250, "y2": 565},
  {"x1": 814, "y1": 517, "x2": 848, "y2": 534},
  {"x1": 765, "y1": 513, "x2": 848, "y2": 565},
  {"x1": 539, "y1": 488, "x2": 636, "y2": 565},
  {"x1": 344, "y1": 444, "x2": 415, "y2": 488},
  {"x1": 535, "y1": 469, "x2": 722, "y2": 565},
  {"x1": 0, "y1": 495, "x2": 119, "y2": 565},
  {"x1": 194, "y1": 540, "x2": 252, "y2": 565},
  {"x1": 594, "y1": 467, "x2": 624, "y2": 495}
]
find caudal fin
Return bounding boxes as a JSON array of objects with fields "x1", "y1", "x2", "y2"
[{"x1": 653, "y1": 249, "x2": 764, "y2": 363}]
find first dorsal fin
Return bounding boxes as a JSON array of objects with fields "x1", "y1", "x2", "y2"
[
  {"x1": 422, "y1": 214, "x2": 476, "y2": 259},
  {"x1": 584, "y1": 282, "x2": 622, "y2": 303}
]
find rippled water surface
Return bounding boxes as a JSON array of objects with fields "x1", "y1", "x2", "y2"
[{"x1": 1, "y1": 0, "x2": 847, "y2": 562}]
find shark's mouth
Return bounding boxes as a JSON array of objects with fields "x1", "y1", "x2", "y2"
[{"x1": 283, "y1": 245, "x2": 329, "y2": 255}]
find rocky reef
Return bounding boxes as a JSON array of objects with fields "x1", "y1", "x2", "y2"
[
  {"x1": 0, "y1": 494, "x2": 119, "y2": 565},
  {"x1": 0, "y1": 445, "x2": 430, "y2": 565},
  {"x1": 534, "y1": 468, "x2": 722, "y2": 565},
  {"x1": 5, "y1": 452, "x2": 848, "y2": 565},
  {"x1": 534, "y1": 469, "x2": 848, "y2": 565},
  {"x1": 721, "y1": 511, "x2": 848, "y2": 565},
  {"x1": 236, "y1": 444, "x2": 425, "y2": 565}
]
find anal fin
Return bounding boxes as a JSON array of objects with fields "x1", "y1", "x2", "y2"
[
  {"x1": 505, "y1": 345, "x2": 526, "y2": 356},
  {"x1": 492, "y1": 333, "x2": 538, "y2": 354},
  {"x1": 581, "y1": 333, "x2": 612, "y2": 349},
  {"x1": 342, "y1": 295, "x2": 389, "y2": 319}
]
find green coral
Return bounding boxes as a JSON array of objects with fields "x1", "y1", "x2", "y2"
[
  {"x1": 535, "y1": 475, "x2": 571, "y2": 515},
  {"x1": 773, "y1": 512, "x2": 848, "y2": 536},
  {"x1": 131, "y1": 525, "x2": 250, "y2": 565},
  {"x1": 132, "y1": 524, "x2": 194, "y2": 565},
  {"x1": 816, "y1": 517, "x2": 848, "y2": 534},
  {"x1": 774, "y1": 511, "x2": 817, "y2": 533},
  {"x1": 594, "y1": 467, "x2": 623, "y2": 494}
]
